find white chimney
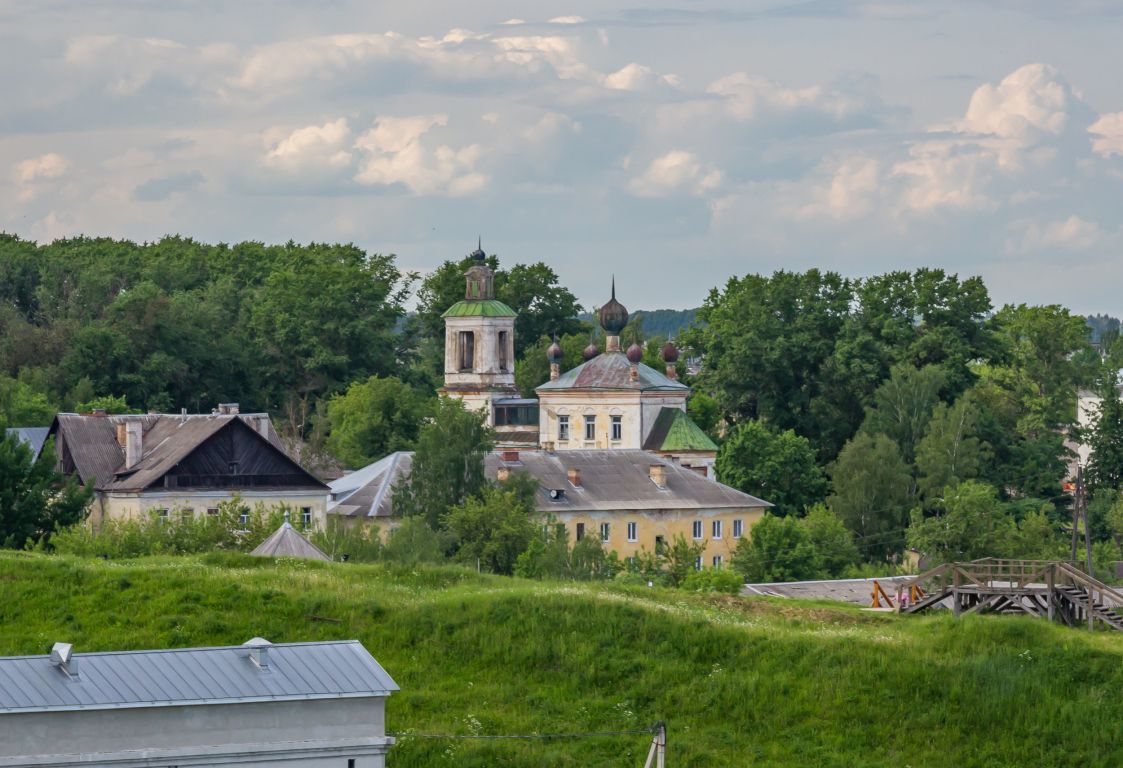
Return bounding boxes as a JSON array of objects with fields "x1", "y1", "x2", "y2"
[
  {"x1": 125, "y1": 420, "x2": 143, "y2": 469},
  {"x1": 50, "y1": 642, "x2": 78, "y2": 677}
]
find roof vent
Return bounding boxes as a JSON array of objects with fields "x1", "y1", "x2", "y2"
[
  {"x1": 548, "y1": 488, "x2": 566, "y2": 501},
  {"x1": 50, "y1": 642, "x2": 78, "y2": 678},
  {"x1": 244, "y1": 637, "x2": 272, "y2": 670},
  {"x1": 501, "y1": 450, "x2": 520, "y2": 463}
]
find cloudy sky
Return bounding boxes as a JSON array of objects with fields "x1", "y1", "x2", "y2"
[{"x1": 3, "y1": 1, "x2": 1122, "y2": 313}]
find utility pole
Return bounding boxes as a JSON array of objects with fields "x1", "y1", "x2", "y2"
[
  {"x1": 1079, "y1": 466, "x2": 1093, "y2": 578},
  {"x1": 643, "y1": 722, "x2": 666, "y2": 768}
]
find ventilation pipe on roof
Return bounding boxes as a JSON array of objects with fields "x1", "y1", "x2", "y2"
[
  {"x1": 50, "y1": 642, "x2": 78, "y2": 678},
  {"x1": 244, "y1": 637, "x2": 272, "y2": 670},
  {"x1": 124, "y1": 420, "x2": 143, "y2": 469}
]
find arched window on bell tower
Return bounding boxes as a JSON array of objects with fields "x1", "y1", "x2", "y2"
[{"x1": 458, "y1": 331, "x2": 475, "y2": 371}]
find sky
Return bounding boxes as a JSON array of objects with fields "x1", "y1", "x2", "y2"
[{"x1": 2, "y1": 0, "x2": 1122, "y2": 314}]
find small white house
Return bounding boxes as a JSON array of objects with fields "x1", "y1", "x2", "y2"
[{"x1": 0, "y1": 638, "x2": 398, "y2": 767}]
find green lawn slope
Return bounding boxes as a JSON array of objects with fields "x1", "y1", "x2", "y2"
[{"x1": 1, "y1": 551, "x2": 1121, "y2": 767}]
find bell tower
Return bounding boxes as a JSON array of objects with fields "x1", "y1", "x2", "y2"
[{"x1": 438, "y1": 241, "x2": 518, "y2": 422}]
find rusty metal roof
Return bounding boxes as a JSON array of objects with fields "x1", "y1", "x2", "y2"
[{"x1": 536, "y1": 351, "x2": 689, "y2": 392}]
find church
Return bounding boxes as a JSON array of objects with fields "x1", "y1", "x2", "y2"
[
  {"x1": 328, "y1": 244, "x2": 771, "y2": 566},
  {"x1": 437, "y1": 244, "x2": 719, "y2": 477}
]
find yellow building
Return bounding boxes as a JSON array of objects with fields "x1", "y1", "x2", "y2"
[
  {"x1": 50, "y1": 406, "x2": 328, "y2": 528},
  {"x1": 327, "y1": 449, "x2": 771, "y2": 567}
]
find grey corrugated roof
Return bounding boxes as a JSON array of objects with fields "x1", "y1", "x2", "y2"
[
  {"x1": 327, "y1": 449, "x2": 770, "y2": 518},
  {"x1": 251, "y1": 522, "x2": 330, "y2": 561},
  {"x1": 327, "y1": 452, "x2": 413, "y2": 518},
  {"x1": 0, "y1": 640, "x2": 398, "y2": 714},
  {"x1": 5, "y1": 427, "x2": 49, "y2": 459},
  {"x1": 537, "y1": 351, "x2": 689, "y2": 392}
]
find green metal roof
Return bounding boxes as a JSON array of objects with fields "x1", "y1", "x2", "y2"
[
  {"x1": 643, "y1": 407, "x2": 718, "y2": 452},
  {"x1": 441, "y1": 299, "x2": 517, "y2": 318}
]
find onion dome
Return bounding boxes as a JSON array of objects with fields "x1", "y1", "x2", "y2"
[
  {"x1": 547, "y1": 338, "x2": 564, "y2": 364},
  {"x1": 582, "y1": 342, "x2": 600, "y2": 360},
  {"x1": 470, "y1": 236, "x2": 486, "y2": 262},
  {"x1": 661, "y1": 340, "x2": 679, "y2": 363},
  {"x1": 626, "y1": 342, "x2": 644, "y2": 363},
  {"x1": 597, "y1": 277, "x2": 629, "y2": 336}
]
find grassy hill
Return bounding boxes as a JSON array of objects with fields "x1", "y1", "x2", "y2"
[{"x1": 2, "y1": 552, "x2": 1122, "y2": 767}]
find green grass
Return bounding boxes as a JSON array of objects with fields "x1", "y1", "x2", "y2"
[{"x1": 1, "y1": 551, "x2": 1122, "y2": 767}]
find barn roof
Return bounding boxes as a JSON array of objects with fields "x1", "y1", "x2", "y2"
[
  {"x1": 536, "y1": 351, "x2": 688, "y2": 393},
  {"x1": 49, "y1": 413, "x2": 323, "y2": 492},
  {"x1": 0, "y1": 639, "x2": 397, "y2": 714},
  {"x1": 250, "y1": 522, "x2": 330, "y2": 561}
]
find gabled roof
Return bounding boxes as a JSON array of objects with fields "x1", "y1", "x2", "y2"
[
  {"x1": 50, "y1": 413, "x2": 323, "y2": 492},
  {"x1": 250, "y1": 521, "x2": 330, "y2": 561},
  {"x1": 442, "y1": 299, "x2": 517, "y2": 318},
  {"x1": 327, "y1": 452, "x2": 413, "y2": 518},
  {"x1": 536, "y1": 351, "x2": 689, "y2": 393},
  {"x1": 0, "y1": 639, "x2": 397, "y2": 714},
  {"x1": 643, "y1": 407, "x2": 718, "y2": 452},
  {"x1": 5, "y1": 427, "x2": 49, "y2": 460}
]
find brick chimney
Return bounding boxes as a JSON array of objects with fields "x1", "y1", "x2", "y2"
[
  {"x1": 567, "y1": 468, "x2": 581, "y2": 488},
  {"x1": 648, "y1": 464, "x2": 667, "y2": 489},
  {"x1": 125, "y1": 420, "x2": 143, "y2": 469},
  {"x1": 497, "y1": 466, "x2": 510, "y2": 482},
  {"x1": 116, "y1": 422, "x2": 127, "y2": 447},
  {"x1": 218, "y1": 403, "x2": 240, "y2": 415}
]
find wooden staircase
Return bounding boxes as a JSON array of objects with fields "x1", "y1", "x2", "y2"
[{"x1": 902, "y1": 559, "x2": 1123, "y2": 632}]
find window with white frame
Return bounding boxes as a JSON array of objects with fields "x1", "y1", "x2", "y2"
[
  {"x1": 600, "y1": 522, "x2": 610, "y2": 543},
  {"x1": 557, "y1": 414, "x2": 570, "y2": 441},
  {"x1": 301, "y1": 507, "x2": 312, "y2": 526},
  {"x1": 692, "y1": 520, "x2": 703, "y2": 539},
  {"x1": 733, "y1": 519, "x2": 743, "y2": 538},
  {"x1": 712, "y1": 555, "x2": 723, "y2": 568},
  {"x1": 610, "y1": 415, "x2": 622, "y2": 441},
  {"x1": 712, "y1": 520, "x2": 723, "y2": 539},
  {"x1": 584, "y1": 414, "x2": 596, "y2": 441},
  {"x1": 180, "y1": 508, "x2": 193, "y2": 523},
  {"x1": 693, "y1": 556, "x2": 702, "y2": 571},
  {"x1": 154, "y1": 508, "x2": 169, "y2": 523},
  {"x1": 239, "y1": 510, "x2": 249, "y2": 526},
  {"x1": 626, "y1": 521, "x2": 637, "y2": 542}
]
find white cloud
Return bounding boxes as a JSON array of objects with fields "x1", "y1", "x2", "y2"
[
  {"x1": 603, "y1": 63, "x2": 677, "y2": 92},
  {"x1": 548, "y1": 16, "x2": 586, "y2": 24},
  {"x1": 957, "y1": 63, "x2": 1076, "y2": 142},
  {"x1": 353, "y1": 114, "x2": 486, "y2": 195},
  {"x1": 796, "y1": 156, "x2": 882, "y2": 220},
  {"x1": 707, "y1": 72, "x2": 878, "y2": 123},
  {"x1": 1089, "y1": 112, "x2": 1123, "y2": 158},
  {"x1": 15, "y1": 152, "x2": 69, "y2": 184},
  {"x1": 1008, "y1": 215, "x2": 1105, "y2": 253},
  {"x1": 500, "y1": 18, "x2": 525, "y2": 26},
  {"x1": 629, "y1": 150, "x2": 722, "y2": 197},
  {"x1": 264, "y1": 118, "x2": 353, "y2": 172},
  {"x1": 890, "y1": 140, "x2": 997, "y2": 213}
]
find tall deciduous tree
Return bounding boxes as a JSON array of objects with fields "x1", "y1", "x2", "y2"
[
  {"x1": 1085, "y1": 372, "x2": 1123, "y2": 493},
  {"x1": 860, "y1": 364, "x2": 947, "y2": 465},
  {"x1": 915, "y1": 395, "x2": 988, "y2": 503},
  {"x1": 715, "y1": 421, "x2": 828, "y2": 516},
  {"x1": 0, "y1": 429, "x2": 91, "y2": 548},
  {"x1": 828, "y1": 433, "x2": 914, "y2": 560},
  {"x1": 394, "y1": 397, "x2": 494, "y2": 530},
  {"x1": 444, "y1": 486, "x2": 535, "y2": 575},
  {"x1": 325, "y1": 375, "x2": 433, "y2": 468},
  {"x1": 905, "y1": 480, "x2": 1014, "y2": 565},
  {"x1": 733, "y1": 514, "x2": 820, "y2": 582},
  {"x1": 799, "y1": 504, "x2": 860, "y2": 577}
]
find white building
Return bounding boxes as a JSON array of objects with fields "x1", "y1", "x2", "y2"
[{"x1": 0, "y1": 638, "x2": 398, "y2": 767}]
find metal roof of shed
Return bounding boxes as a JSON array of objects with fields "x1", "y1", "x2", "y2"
[{"x1": 0, "y1": 640, "x2": 397, "y2": 714}]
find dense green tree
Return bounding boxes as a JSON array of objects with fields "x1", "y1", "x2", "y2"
[
  {"x1": 686, "y1": 392, "x2": 721, "y2": 439},
  {"x1": 325, "y1": 376, "x2": 433, "y2": 468},
  {"x1": 799, "y1": 504, "x2": 860, "y2": 577},
  {"x1": 715, "y1": 421, "x2": 827, "y2": 516},
  {"x1": 394, "y1": 397, "x2": 493, "y2": 530},
  {"x1": 828, "y1": 433, "x2": 914, "y2": 560},
  {"x1": 860, "y1": 364, "x2": 947, "y2": 465},
  {"x1": 1085, "y1": 373, "x2": 1123, "y2": 493},
  {"x1": 915, "y1": 395, "x2": 987, "y2": 503},
  {"x1": 0, "y1": 428, "x2": 91, "y2": 547},
  {"x1": 0, "y1": 376, "x2": 55, "y2": 426},
  {"x1": 905, "y1": 481, "x2": 1014, "y2": 565},
  {"x1": 381, "y1": 516, "x2": 451, "y2": 565},
  {"x1": 444, "y1": 486, "x2": 536, "y2": 575},
  {"x1": 733, "y1": 514, "x2": 820, "y2": 582},
  {"x1": 515, "y1": 331, "x2": 595, "y2": 395},
  {"x1": 663, "y1": 534, "x2": 706, "y2": 587}
]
